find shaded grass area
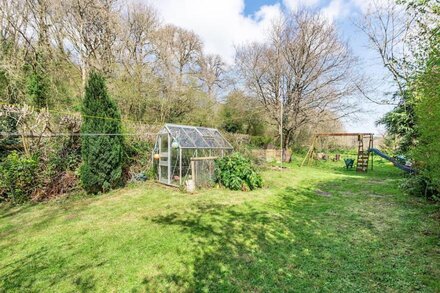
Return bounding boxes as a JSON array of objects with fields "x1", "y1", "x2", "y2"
[{"x1": 0, "y1": 160, "x2": 439, "y2": 292}]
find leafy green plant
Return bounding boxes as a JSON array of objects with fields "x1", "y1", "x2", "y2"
[
  {"x1": 0, "y1": 151, "x2": 38, "y2": 203},
  {"x1": 214, "y1": 153, "x2": 263, "y2": 191},
  {"x1": 250, "y1": 135, "x2": 272, "y2": 148},
  {"x1": 0, "y1": 113, "x2": 20, "y2": 158},
  {"x1": 410, "y1": 37, "x2": 440, "y2": 200},
  {"x1": 124, "y1": 138, "x2": 153, "y2": 180},
  {"x1": 26, "y1": 52, "x2": 51, "y2": 109},
  {"x1": 400, "y1": 175, "x2": 439, "y2": 201}
]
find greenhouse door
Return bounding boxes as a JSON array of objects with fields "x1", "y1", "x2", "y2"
[{"x1": 158, "y1": 134, "x2": 170, "y2": 184}]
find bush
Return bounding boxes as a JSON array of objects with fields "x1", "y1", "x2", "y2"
[
  {"x1": 214, "y1": 153, "x2": 263, "y2": 191},
  {"x1": 400, "y1": 175, "x2": 439, "y2": 201},
  {"x1": 124, "y1": 138, "x2": 154, "y2": 180},
  {"x1": 250, "y1": 135, "x2": 272, "y2": 148},
  {"x1": 80, "y1": 71, "x2": 125, "y2": 194},
  {"x1": 35, "y1": 136, "x2": 81, "y2": 200},
  {"x1": 0, "y1": 151, "x2": 38, "y2": 203},
  {"x1": 0, "y1": 113, "x2": 20, "y2": 159},
  {"x1": 411, "y1": 37, "x2": 440, "y2": 200}
]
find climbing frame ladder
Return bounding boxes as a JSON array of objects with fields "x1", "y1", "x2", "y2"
[
  {"x1": 301, "y1": 132, "x2": 374, "y2": 172},
  {"x1": 355, "y1": 134, "x2": 374, "y2": 172}
]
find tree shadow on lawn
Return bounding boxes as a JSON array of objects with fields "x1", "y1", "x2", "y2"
[
  {"x1": 0, "y1": 244, "x2": 104, "y2": 292},
  {"x1": 146, "y1": 188, "x2": 314, "y2": 291},
  {"x1": 0, "y1": 201, "x2": 111, "y2": 292},
  {"x1": 147, "y1": 179, "x2": 438, "y2": 292},
  {"x1": 0, "y1": 197, "x2": 104, "y2": 247}
]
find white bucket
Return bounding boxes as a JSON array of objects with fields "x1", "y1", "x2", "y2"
[{"x1": 185, "y1": 180, "x2": 196, "y2": 193}]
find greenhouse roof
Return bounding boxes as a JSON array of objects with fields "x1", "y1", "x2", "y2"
[{"x1": 161, "y1": 124, "x2": 233, "y2": 149}]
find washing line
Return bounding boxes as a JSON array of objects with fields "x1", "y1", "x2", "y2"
[
  {"x1": 0, "y1": 101, "x2": 160, "y2": 126},
  {"x1": 0, "y1": 132, "x2": 157, "y2": 138}
]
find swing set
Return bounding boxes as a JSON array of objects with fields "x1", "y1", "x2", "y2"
[{"x1": 301, "y1": 133, "x2": 375, "y2": 172}]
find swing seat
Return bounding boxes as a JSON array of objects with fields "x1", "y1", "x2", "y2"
[{"x1": 344, "y1": 158, "x2": 355, "y2": 169}]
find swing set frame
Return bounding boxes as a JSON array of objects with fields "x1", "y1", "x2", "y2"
[{"x1": 301, "y1": 132, "x2": 375, "y2": 172}]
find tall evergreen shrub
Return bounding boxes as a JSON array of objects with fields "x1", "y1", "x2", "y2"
[
  {"x1": 412, "y1": 40, "x2": 440, "y2": 199},
  {"x1": 27, "y1": 53, "x2": 50, "y2": 109},
  {"x1": 80, "y1": 71, "x2": 124, "y2": 194}
]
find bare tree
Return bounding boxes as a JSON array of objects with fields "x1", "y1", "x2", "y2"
[
  {"x1": 151, "y1": 25, "x2": 204, "y2": 123},
  {"x1": 198, "y1": 53, "x2": 226, "y2": 98},
  {"x1": 61, "y1": 0, "x2": 121, "y2": 87},
  {"x1": 120, "y1": 3, "x2": 158, "y2": 73},
  {"x1": 153, "y1": 24, "x2": 202, "y2": 85},
  {"x1": 236, "y1": 10, "x2": 359, "y2": 157},
  {"x1": 356, "y1": 0, "x2": 414, "y2": 99},
  {"x1": 0, "y1": 0, "x2": 33, "y2": 102},
  {"x1": 0, "y1": 0, "x2": 33, "y2": 50},
  {"x1": 355, "y1": 0, "x2": 439, "y2": 101},
  {"x1": 112, "y1": 3, "x2": 160, "y2": 121},
  {"x1": 0, "y1": 104, "x2": 52, "y2": 155}
]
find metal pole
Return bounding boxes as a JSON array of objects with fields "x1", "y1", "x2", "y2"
[{"x1": 158, "y1": 136, "x2": 161, "y2": 182}]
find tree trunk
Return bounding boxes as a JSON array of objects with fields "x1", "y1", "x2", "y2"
[{"x1": 281, "y1": 130, "x2": 293, "y2": 162}]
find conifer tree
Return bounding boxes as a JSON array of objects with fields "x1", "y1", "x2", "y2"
[
  {"x1": 80, "y1": 71, "x2": 124, "y2": 194},
  {"x1": 27, "y1": 53, "x2": 50, "y2": 109}
]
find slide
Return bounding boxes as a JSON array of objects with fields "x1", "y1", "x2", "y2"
[{"x1": 368, "y1": 148, "x2": 415, "y2": 173}]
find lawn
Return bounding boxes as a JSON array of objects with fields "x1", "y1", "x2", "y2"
[{"x1": 0, "y1": 159, "x2": 439, "y2": 292}]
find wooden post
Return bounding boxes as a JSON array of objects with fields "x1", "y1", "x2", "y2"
[
  {"x1": 191, "y1": 159, "x2": 195, "y2": 183},
  {"x1": 301, "y1": 133, "x2": 375, "y2": 168},
  {"x1": 179, "y1": 148, "x2": 182, "y2": 185},
  {"x1": 168, "y1": 134, "x2": 171, "y2": 184},
  {"x1": 301, "y1": 135, "x2": 317, "y2": 167}
]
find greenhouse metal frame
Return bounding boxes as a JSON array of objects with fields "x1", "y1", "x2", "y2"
[{"x1": 154, "y1": 124, "x2": 233, "y2": 186}]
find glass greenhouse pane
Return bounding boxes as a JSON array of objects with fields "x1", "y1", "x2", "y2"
[
  {"x1": 167, "y1": 126, "x2": 195, "y2": 148},
  {"x1": 204, "y1": 137, "x2": 217, "y2": 148},
  {"x1": 211, "y1": 130, "x2": 232, "y2": 148},
  {"x1": 211, "y1": 136, "x2": 226, "y2": 148},
  {"x1": 160, "y1": 134, "x2": 168, "y2": 152},
  {"x1": 156, "y1": 124, "x2": 233, "y2": 187},
  {"x1": 170, "y1": 147, "x2": 180, "y2": 185},
  {"x1": 183, "y1": 128, "x2": 209, "y2": 148},
  {"x1": 159, "y1": 124, "x2": 232, "y2": 150},
  {"x1": 160, "y1": 165, "x2": 168, "y2": 183},
  {"x1": 196, "y1": 127, "x2": 213, "y2": 136}
]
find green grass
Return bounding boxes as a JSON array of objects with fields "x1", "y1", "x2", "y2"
[{"x1": 0, "y1": 159, "x2": 439, "y2": 292}]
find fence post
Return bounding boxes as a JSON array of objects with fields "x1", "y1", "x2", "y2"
[{"x1": 191, "y1": 159, "x2": 195, "y2": 184}]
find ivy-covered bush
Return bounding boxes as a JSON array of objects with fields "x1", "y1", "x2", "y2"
[
  {"x1": 214, "y1": 153, "x2": 263, "y2": 191},
  {"x1": 0, "y1": 151, "x2": 38, "y2": 203}
]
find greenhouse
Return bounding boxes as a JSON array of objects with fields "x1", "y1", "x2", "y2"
[{"x1": 153, "y1": 124, "x2": 233, "y2": 187}]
